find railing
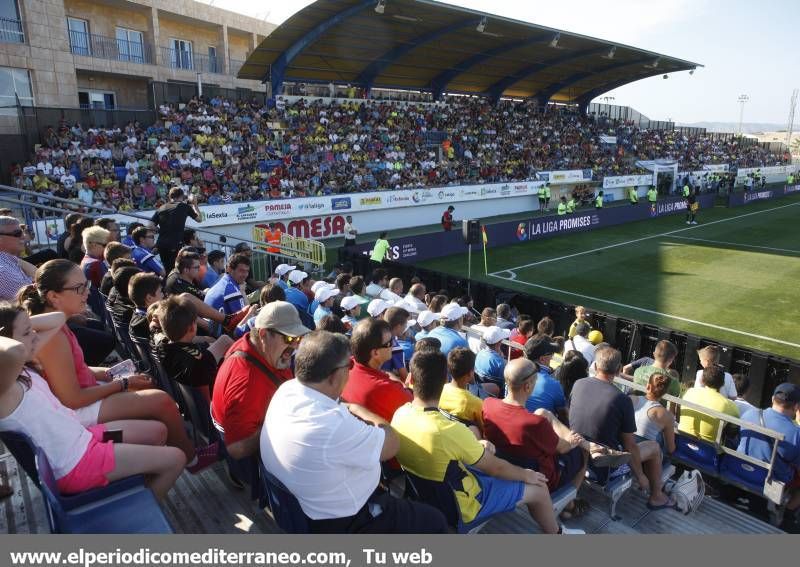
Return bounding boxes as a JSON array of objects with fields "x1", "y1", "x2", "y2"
[
  {"x1": 68, "y1": 31, "x2": 155, "y2": 65},
  {"x1": 0, "y1": 16, "x2": 24, "y2": 43},
  {"x1": 160, "y1": 47, "x2": 224, "y2": 74}
]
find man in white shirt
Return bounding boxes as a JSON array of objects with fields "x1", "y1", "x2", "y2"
[
  {"x1": 343, "y1": 215, "x2": 358, "y2": 247},
  {"x1": 467, "y1": 307, "x2": 497, "y2": 353},
  {"x1": 693, "y1": 345, "x2": 737, "y2": 400},
  {"x1": 259, "y1": 331, "x2": 447, "y2": 533},
  {"x1": 564, "y1": 322, "x2": 595, "y2": 365}
]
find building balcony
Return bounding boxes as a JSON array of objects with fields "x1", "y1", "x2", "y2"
[
  {"x1": 68, "y1": 31, "x2": 155, "y2": 65},
  {"x1": 0, "y1": 16, "x2": 24, "y2": 44}
]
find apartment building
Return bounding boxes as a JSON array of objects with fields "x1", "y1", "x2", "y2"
[{"x1": 0, "y1": 0, "x2": 274, "y2": 112}]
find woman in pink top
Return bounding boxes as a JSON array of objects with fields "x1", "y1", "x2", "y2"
[
  {"x1": 17, "y1": 259, "x2": 217, "y2": 473},
  {"x1": 0, "y1": 306, "x2": 184, "y2": 498}
]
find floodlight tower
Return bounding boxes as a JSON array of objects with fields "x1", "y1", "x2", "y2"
[
  {"x1": 786, "y1": 89, "x2": 798, "y2": 146},
  {"x1": 737, "y1": 94, "x2": 749, "y2": 136}
]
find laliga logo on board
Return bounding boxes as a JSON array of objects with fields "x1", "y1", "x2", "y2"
[
  {"x1": 45, "y1": 222, "x2": 59, "y2": 240},
  {"x1": 515, "y1": 222, "x2": 528, "y2": 241},
  {"x1": 236, "y1": 204, "x2": 257, "y2": 220},
  {"x1": 649, "y1": 203, "x2": 658, "y2": 217}
]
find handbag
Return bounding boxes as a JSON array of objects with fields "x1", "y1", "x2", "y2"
[{"x1": 664, "y1": 469, "x2": 705, "y2": 515}]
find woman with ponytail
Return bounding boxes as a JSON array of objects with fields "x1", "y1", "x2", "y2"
[
  {"x1": 0, "y1": 304, "x2": 184, "y2": 499},
  {"x1": 17, "y1": 259, "x2": 218, "y2": 473}
]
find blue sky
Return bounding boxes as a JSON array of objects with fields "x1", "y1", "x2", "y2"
[{"x1": 206, "y1": 0, "x2": 798, "y2": 125}]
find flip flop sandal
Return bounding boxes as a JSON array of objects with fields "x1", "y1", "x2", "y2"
[{"x1": 646, "y1": 497, "x2": 676, "y2": 511}]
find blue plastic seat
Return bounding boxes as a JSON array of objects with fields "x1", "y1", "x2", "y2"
[
  {"x1": 672, "y1": 434, "x2": 721, "y2": 475},
  {"x1": 35, "y1": 447, "x2": 172, "y2": 533},
  {"x1": 258, "y1": 462, "x2": 310, "y2": 533},
  {"x1": 719, "y1": 454, "x2": 768, "y2": 495}
]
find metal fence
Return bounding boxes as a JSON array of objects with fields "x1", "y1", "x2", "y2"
[
  {"x1": 68, "y1": 31, "x2": 155, "y2": 65},
  {"x1": 0, "y1": 16, "x2": 23, "y2": 43},
  {"x1": 160, "y1": 47, "x2": 224, "y2": 74}
]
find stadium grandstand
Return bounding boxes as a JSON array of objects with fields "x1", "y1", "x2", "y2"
[{"x1": 1, "y1": 0, "x2": 799, "y2": 539}]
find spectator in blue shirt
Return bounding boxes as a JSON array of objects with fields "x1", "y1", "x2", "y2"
[
  {"x1": 130, "y1": 226, "x2": 165, "y2": 276},
  {"x1": 121, "y1": 221, "x2": 143, "y2": 248},
  {"x1": 428, "y1": 303, "x2": 470, "y2": 357},
  {"x1": 272, "y1": 263, "x2": 296, "y2": 291},
  {"x1": 473, "y1": 326, "x2": 510, "y2": 398},
  {"x1": 284, "y1": 270, "x2": 311, "y2": 312},
  {"x1": 381, "y1": 306, "x2": 411, "y2": 381},
  {"x1": 313, "y1": 285, "x2": 339, "y2": 327},
  {"x1": 524, "y1": 337, "x2": 568, "y2": 422},
  {"x1": 738, "y1": 383, "x2": 800, "y2": 515},
  {"x1": 202, "y1": 249, "x2": 225, "y2": 289},
  {"x1": 414, "y1": 310, "x2": 439, "y2": 342},
  {"x1": 204, "y1": 252, "x2": 252, "y2": 334}
]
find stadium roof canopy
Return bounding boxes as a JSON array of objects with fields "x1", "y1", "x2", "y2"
[{"x1": 238, "y1": 0, "x2": 702, "y2": 107}]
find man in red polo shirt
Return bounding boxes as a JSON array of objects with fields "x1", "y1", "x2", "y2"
[
  {"x1": 212, "y1": 301, "x2": 311, "y2": 459},
  {"x1": 441, "y1": 205, "x2": 455, "y2": 231},
  {"x1": 342, "y1": 318, "x2": 412, "y2": 421}
]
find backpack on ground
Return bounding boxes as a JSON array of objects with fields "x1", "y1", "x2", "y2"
[{"x1": 664, "y1": 469, "x2": 705, "y2": 515}]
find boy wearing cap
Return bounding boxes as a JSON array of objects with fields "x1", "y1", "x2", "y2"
[
  {"x1": 340, "y1": 295, "x2": 364, "y2": 333},
  {"x1": 285, "y1": 270, "x2": 311, "y2": 312},
  {"x1": 313, "y1": 285, "x2": 340, "y2": 326},
  {"x1": 524, "y1": 337, "x2": 568, "y2": 422},
  {"x1": 428, "y1": 304, "x2": 469, "y2": 356},
  {"x1": 414, "y1": 310, "x2": 438, "y2": 341},
  {"x1": 738, "y1": 383, "x2": 800, "y2": 517},
  {"x1": 272, "y1": 263, "x2": 297, "y2": 290},
  {"x1": 212, "y1": 301, "x2": 311, "y2": 460},
  {"x1": 474, "y1": 326, "x2": 510, "y2": 397}
]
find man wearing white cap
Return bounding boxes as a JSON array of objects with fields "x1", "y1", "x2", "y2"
[
  {"x1": 272, "y1": 263, "x2": 296, "y2": 290},
  {"x1": 308, "y1": 280, "x2": 334, "y2": 315},
  {"x1": 285, "y1": 270, "x2": 311, "y2": 312},
  {"x1": 366, "y1": 298, "x2": 393, "y2": 319},
  {"x1": 313, "y1": 285, "x2": 340, "y2": 326},
  {"x1": 427, "y1": 303, "x2": 470, "y2": 356},
  {"x1": 212, "y1": 301, "x2": 311, "y2": 460},
  {"x1": 474, "y1": 326, "x2": 510, "y2": 397}
]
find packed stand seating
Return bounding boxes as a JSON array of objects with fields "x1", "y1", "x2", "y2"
[
  {"x1": 3, "y1": 205, "x2": 800, "y2": 532},
  {"x1": 11, "y1": 94, "x2": 789, "y2": 214}
]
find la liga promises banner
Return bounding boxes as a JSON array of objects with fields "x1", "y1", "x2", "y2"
[{"x1": 348, "y1": 194, "x2": 716, "y2": 264}]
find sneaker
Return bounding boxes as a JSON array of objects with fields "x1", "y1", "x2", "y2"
[
  {"x1": 186, "y1": 441, "x2": 220, "y2": 474},
  {"x1": 691, "y1": 221, "x2": 698, "y2": 225},
  {"x1": 686, "y1": 221, "x2": 691, "y2": 224},
  {"x1": 560, "y1": 526, "x2": 586, "y2": 535}
]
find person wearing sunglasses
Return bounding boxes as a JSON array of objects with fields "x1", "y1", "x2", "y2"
[
  {"x1": 0, "y1": 216, "x2": 36, "y2": 302},
  {"x1": 17, "y1": 259, "x2": 219, "y2": 474},
  {"x1": 212, "y1": 301, "x2": 311, "y2": 461}
]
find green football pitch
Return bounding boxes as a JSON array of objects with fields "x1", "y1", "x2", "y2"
[{"x1": 418, "y1": 193, "x2": 800, "y2": 361}]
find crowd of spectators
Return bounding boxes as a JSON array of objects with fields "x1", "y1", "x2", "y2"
[
  {"x1": 1, "y1": 203, "x2": 799, "y2": 533},
  {"x1": 9, "y1": 94, "x2": 789, "y2": 215}
]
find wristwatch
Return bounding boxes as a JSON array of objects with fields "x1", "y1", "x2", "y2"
[{"x1": 121, "y1": 377, "x2": 129, "y2": 392}]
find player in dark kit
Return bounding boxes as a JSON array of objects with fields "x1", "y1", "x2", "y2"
[{"x1": 685, "y1": 190, "x2": 698, "y2": 225}]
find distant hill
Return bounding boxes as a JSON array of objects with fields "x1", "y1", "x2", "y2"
[{"x1": 677, "y1": 121, "x2": 787, "y2": 134}]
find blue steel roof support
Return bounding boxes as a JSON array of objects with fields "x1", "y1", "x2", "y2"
[
  {"x1": 268, "y1": 0, "x2": 375, "y2": 95},
  {"x1": 534, "y1": 56, "x2": 654, "y2": 102},
  {"x1": 354, "y1": 18, "x2": 480, "y2": 89},
  {"x1": 485, "y1": 46, "x2": 608, "y2": 103},
  {"x1": 427, "y1": 34, "x2": 550, "y2": 99}
]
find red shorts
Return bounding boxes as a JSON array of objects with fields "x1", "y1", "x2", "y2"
[{"x1": 56, "y1": 424, "x2": 116, "y2": 495}]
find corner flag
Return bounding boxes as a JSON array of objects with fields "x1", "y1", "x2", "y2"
[{"x1": 481, "y1": 226, "x2": 488, "y2": 275}]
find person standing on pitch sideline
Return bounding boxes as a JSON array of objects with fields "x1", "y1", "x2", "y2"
[
  {"x1": 370, "y1": 232, "x2": 391, "y2": 266},
  {"x1": 343, "y1": 215, "x2": 358, "y2": 247},
  {"x1": 686, "y1": 189, "x2": 698, "y2": 225},
  {"x1": 544, "y1": 182, "x2": 552, "y2": 211},
  {"x1": 595, "y1": 190, "x2": 604, "y2": 209},
  {"x1": 441, "y1": 205, "x2": 455, "y2": 231},
  {"x1": 538, "y1": 184, "x2": 547, "y2": 214},
  {"x1": 647, "y1": 185, "x2": 658, "y2": 205},
  {"x1": 628, "y1": 186, "x2": 639, "y2": 205}
]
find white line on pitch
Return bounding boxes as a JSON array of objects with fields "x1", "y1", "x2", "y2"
[
  {"x1": 489, "y1": 201, "x2": 800, "y2": 275},
  {"x1": 665, "y1": 235, "x2": 800, "y2": 255},
  {"x1": 488, "y1": 273, "x2": 800, "y2": 349}
]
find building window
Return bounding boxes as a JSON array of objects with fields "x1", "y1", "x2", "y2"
[
  {"x1": 67, "y1": 17, "x2": 90, "y2": 56},
  {"x1": 208, "y1": 45, "x2": 218, "y2": 73},
  {"x1": 0, "y1": 0, "x2": 23, "y2": 43},
  {"x1": 78, "y1": 90, "x2": 115, "y2": 109},
  {"x1": 170, "y1": 38, "x2": 193, "y2": 70},
  {"x1": 116, "y1": 27, "x2": 144, "y2": 63},
  {"x1": 0, "y1": 66, "x2": 33, "y2": 115}
]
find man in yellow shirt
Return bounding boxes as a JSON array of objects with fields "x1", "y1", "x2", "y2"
[
  {"x1": 391, "y1": 350, "x2": 582, "y2": 534},
  {"x1": 439, "y1": 347, "x2": 483, "y2": 433},
  {"x1": 679, "y1": 365, "x2": 739, "y2": 443}
]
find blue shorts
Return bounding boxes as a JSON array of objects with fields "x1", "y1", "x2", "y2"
[{"x1": 462, "y1": 468, "x2": 525, "y2": 530}]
